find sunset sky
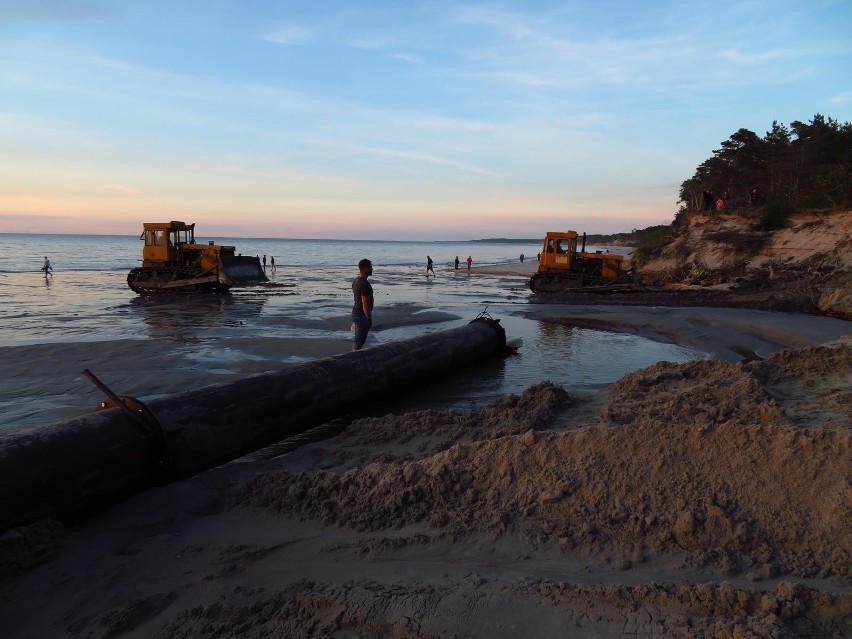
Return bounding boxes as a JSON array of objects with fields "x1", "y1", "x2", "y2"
[{"x1": 2, "y1": 0, "x2": 851, "y2": 239}]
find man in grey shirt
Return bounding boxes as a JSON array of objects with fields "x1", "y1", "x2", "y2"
[{"x1": 351, "y1": 258, "x2": 374, "y2": 350}]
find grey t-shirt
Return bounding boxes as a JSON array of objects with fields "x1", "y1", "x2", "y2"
[{"x1": 352, "y1": 276, "x2": 373, "y2": 317}]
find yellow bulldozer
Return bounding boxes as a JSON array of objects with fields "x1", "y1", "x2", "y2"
[
  {"x1": 127, "y1": 221, "x2": 268, "y2": 293},
  {"x1": 529, "y1": 230, "x2": 625, "y2": 293}
]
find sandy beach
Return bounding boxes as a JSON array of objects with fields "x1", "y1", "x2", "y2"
[{"x1": 1, "y1": 298, "x2": 850, "y2": 638}]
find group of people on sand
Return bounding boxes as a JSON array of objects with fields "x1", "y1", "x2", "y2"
[{"x1": 428, "y1": 255, "x2": 473, "y2": 276}]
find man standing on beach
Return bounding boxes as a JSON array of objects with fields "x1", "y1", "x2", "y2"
[
  {"x1": 42, "y1": 256, "x2": 52, "y2": 276},
  {"x1": 351, "y1": 258, "x2": 374, "y2": 351},
  {"x1": 466, "y1": 255, "x2": 472, "y2": 270},
  {"x1": 454, "y1": 256, "x2": 459, "y2": 270}
]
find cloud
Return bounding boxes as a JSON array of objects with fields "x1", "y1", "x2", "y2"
[
  {"x1": 717, "y1": 48, "x2": 793, "y2": 64},
  {"x1": 445, "y1": 2, "x2": 831, "y2": 93},
  {"x1": 111, "y1": 184, "x2": 140, "y2": 196},
  {"x1": 305, "y1": 138, "x2": 505, "y2": 178},
  {"x1": 409, "y1": 115, "x2": 500, "y2": 134},
  {"x1": 827, "y1": 92, "x2": 852, "y2": 105},
  {"x1": 390, "y1": 53, "x2": 423, "y2": 64},
  {"x1": 484, "y1": 70, "x2": 559, "y2": 87},
  {"x1": 265, "y1": 24, "x2": 313, "y2": 45},
  {"x1": 452, "y1": 4, "x2": 534, "y2": 40}
]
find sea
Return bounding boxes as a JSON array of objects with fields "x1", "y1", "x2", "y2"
[{"x1": 0, "y1": 233, "x2": 703, "y2": 433}]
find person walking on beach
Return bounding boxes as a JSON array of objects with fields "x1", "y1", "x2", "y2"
[
  {"x1": 466, "y1": 255, "x2": 472, "y2": 270},
  {"x1": 520, "y1": 253, "x2": 525, "y2": 263},
  {"x1": 426, "y1": 255, "x2": 435, "y2": 277},
  {"x1": 270, "y1": 256, "x2": 275, "y2": 271},
  {"x1": 42, "y1": 256, "x2": 52, "y2": 276},
  {"x1": 454, "y1": 256, "x2": 459, "y2": 270},
  {"x1": 351, "y1": 258, "x2": 374, "y2": 351}
]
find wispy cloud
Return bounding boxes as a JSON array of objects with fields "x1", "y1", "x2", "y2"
[
  {"x1": 390, "y1": 52, "x2": 423, "y2": 64},
  {"x1": 452, "y1": 4, "x2": 534, "y2": 39},
  {"x1": 828, "y1": 92, "x2": 852, "y2": 105},
  {"x1": 409, "y1": 115, "x2": 500, "y2": 134},
  {"x1": 0, "y1": 111, "x2": 113, "y2": 152},
  {"x1": 717, "y1": 48, "x2": 794, "y2": 64},
  {"x1": 265, "y1": 24, "x2": 314, "y2": 45},
  {"x1": 306, "y1": 138, "x2": 505, "y2": 178},
  {"x1": 484, "y1": 71, "x2": 559, "y2": 87},
  {"x1": 111, "y1": 184, "x2": 140, "y2": 196},
  {"x1": 446, "y1": 2, "x2": 832, "y2": 92}
]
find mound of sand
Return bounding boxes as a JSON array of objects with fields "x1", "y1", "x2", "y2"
[
  {"x1": 217, "y1": 343, "x2": 850, "y2": 637},
  {"x1": 2, "y1": 343, "x2": 850, "y2": 638},
  {"x1": 238, "y1": 347, "x2": 850, "y2": 580}
]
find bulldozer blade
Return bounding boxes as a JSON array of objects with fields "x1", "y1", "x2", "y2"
[{"x1": 219, "y1": 255, "x2": 268, "y2": 285}]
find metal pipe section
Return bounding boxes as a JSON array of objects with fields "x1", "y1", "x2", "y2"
[{"x1": 0, "y1": 318, "x2": 506, "y2": 532}]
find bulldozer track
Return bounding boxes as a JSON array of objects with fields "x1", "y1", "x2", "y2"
[{"x1": 127, "y1": 267, "x2": 230, "y2": 294}]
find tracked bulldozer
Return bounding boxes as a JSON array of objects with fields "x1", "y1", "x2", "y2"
[
  {"x1": 127, "y1": 221, "x2": 268, "y2": 294},
  {"x1": 529, "y1": 230, "x2": 625, "y2": 293}
]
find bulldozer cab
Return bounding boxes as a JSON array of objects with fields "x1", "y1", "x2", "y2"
[
  {"x1": 533, "y1": 226, "x2": 624, "y2": 290},
  {"x1": 540, "y1": 231, "x2": 579, "y2": 270},
  {"x1": 141, "y1": 221, "x2": 196, "y2": 266}
]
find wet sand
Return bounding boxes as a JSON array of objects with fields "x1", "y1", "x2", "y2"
[
  {"x1": 0, "y1": 305, "x2": 463, "y2": 433},
  {"x1": 1, "y1": 305, "x2": 850, "y2": 638}
]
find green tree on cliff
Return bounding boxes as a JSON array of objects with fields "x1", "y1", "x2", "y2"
[{"x1": 678, "y1": 114, "x2": 852, "y2": 211}]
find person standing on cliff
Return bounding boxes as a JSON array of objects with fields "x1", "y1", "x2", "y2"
[{"x1": 351, "y1": 258, "x2": 374, "y2": 351}]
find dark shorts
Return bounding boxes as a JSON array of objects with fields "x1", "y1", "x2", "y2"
[{"x1": 352, "y1": 314, "x2": 372, "y2": 350}]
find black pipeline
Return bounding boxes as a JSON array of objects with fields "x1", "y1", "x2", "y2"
[{"x1": 0, "y1": 317, "x2": 506, "y2": 532}]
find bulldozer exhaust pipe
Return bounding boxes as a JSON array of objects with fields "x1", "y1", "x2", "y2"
[{"x1": 0, "y1": 318, "x2": 507, "y2": 532}]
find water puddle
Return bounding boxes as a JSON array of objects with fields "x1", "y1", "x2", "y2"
[{"x1": 361, "y1": 314, "x2": 706, "y2": 414}]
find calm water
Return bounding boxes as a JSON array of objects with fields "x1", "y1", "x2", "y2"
[{"x1": 0, "y1": 233, "x2": 703, "y2": 433}]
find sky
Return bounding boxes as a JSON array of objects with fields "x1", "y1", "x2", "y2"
[{"x1": 1, "y1": 0, "x2": 851, "y2": 240}]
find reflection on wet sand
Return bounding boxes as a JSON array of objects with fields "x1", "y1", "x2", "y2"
[{"x1": 129, "y1": 293, "x2": 267, "y2": 341}]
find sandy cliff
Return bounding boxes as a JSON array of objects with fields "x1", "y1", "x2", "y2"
[{"x1": 639, "y1": 210, "x2": 852, "y2": 318}]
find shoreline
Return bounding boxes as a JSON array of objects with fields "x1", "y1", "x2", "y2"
[{"x1": 3, "y1": 301, "x2": 848, "y2": 434}]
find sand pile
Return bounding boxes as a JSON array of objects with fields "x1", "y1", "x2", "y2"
[
  {"x1": 211, "y1": 343, "x2": 850, "y2": 637},
  {"x1": 3, "y1": 342, "x2": 849, "y2": 638},
  {"x1": 238, "y1": 347, "x2": 850, "y2": 580}
]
